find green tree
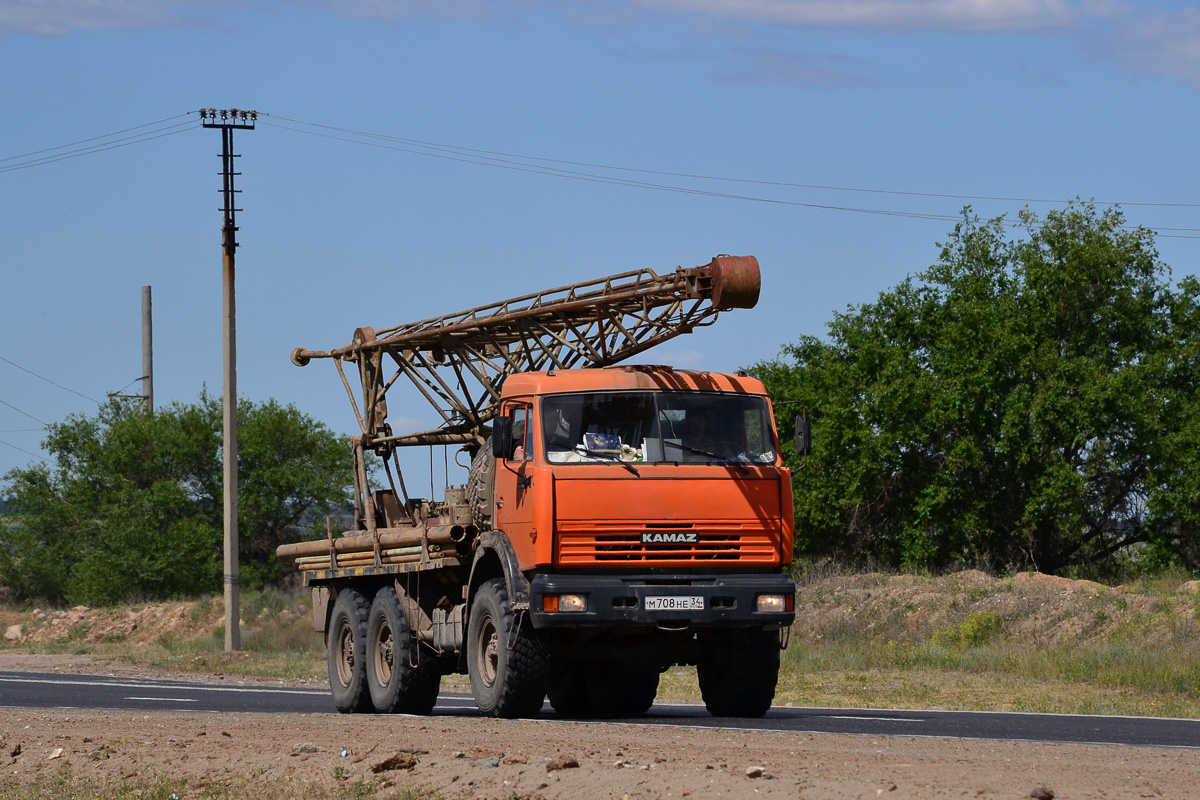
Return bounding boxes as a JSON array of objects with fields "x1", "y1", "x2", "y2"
[
  {"x1": 754, "y1": 203, "x2": 1199, "y2": 574},
  {"x1": 1147, "y1": 276, "x2": 1200, "y2": 570},
  {"x1": 0, "y1": 394, "x2": 352, "y2": 604},
  {"x1": 220, "y1": 394, "x2": 354, "y2": 586}
]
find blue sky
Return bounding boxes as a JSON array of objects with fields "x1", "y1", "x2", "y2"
[{"x1": 2, "y1": 0, "x2": 1199, "y2": 490}]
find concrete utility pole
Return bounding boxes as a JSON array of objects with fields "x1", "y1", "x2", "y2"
[
  {"x1": 201, "y1": 108, "x2": 256, "y2": 652},
  {"x1": 142, "y1": 285, "x2": 153, "y2": 414}
]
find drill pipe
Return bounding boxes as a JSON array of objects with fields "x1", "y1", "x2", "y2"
[
  {"x1": 276, "y1": 524, "x2": 473, "y2": 561},
  {"x1": 299, "y1": 551, "x2": 449, "y2": 572}
]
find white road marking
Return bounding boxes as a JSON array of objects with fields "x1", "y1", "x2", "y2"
[
  {"x1": 821, "y1": 715, "x2": 923, "y2": 722},
  {"x1": 125, "y1": 697, "x2": 198, "y2": 702},
  {"x1": 0, "y1": 675, "x2": 323, "y2": 696}
]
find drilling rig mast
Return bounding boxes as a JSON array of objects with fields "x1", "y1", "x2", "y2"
[{"x1": 291, "y1": 255, "x2": 760, "y2": 454}]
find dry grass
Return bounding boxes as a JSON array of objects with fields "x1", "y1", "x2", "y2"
[
  {"x1": 3, "y1": 569, "x2": 1200, "y2": 718},
  {"x1": 655, "y1": 568, "x2": 1200, "y2": 717}
]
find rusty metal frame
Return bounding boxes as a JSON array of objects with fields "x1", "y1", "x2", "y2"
[{"x1": 292, "y1": 256, "x2": 760, "y2": 454}]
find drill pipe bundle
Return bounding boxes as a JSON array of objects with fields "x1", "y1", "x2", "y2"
[
  {"x1": 294, "y1": 544, "x2": 439, "y2": 566},
  {"x1": 296, "y1": 549, "x2": 449, "y2": 572},
  {"x1": 275, "y1": 524, "x2": 475, "y2": 562}
]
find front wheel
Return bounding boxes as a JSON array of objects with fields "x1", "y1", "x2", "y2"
[
  {"x1": 327, "y1": 589, "x2": 373, "y2": 714},
  {"x1": 467, "y1": 578, "x2": 548, "y2": 718},
  {"x1": 365, "y1": 587, "x2": 441, "y2": 714},
  {"x1": 697, "y1": 628, "x2": 780, "y2": 717}
]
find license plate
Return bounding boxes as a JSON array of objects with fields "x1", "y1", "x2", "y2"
[{"x1": 644, "y1": 595, "x2": 704, "y2": 611}]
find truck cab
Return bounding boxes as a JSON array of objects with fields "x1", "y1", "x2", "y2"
[{"x1": 480, "y1": 365, "x2": 796, "y2": 717}]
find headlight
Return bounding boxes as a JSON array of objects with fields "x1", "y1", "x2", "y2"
[
  {"x1": 542, "y1": 594, "x2": 588, "y2": 612},
  {"x1": 756, "y1": 594, "x2": 786, "y2": 613}
]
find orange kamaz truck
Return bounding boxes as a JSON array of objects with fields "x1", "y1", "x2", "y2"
[{"x1": 277, "y1": 256, "x2": 804, "y2": 718}]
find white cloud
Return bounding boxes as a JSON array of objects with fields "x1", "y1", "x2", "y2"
[
  {"x1": 294, "y1": 0, "x2": 493, "y2": 23},
  {"x1": 634, "y1": 0, "x2": 1077, "y2": 33},
  {"x1": 0, "y1": 0, "x2": 222, "y2": 36},
  {"x1": 10, "y1": 0, "x2": 1200, "y2": 96},
  {"x1": 4, "y1": 0, "x2": 1079, "y2": 37},
  {"x1": 1078, "y1": 6, "x2": 1200, "y2": 90}
]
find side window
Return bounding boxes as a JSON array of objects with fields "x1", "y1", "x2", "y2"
[{"x1": 508, "y1": 405, "x2": 533, "y2": 462}]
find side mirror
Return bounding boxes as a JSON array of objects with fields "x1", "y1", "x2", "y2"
[
  {"x1": 794, "y1": 412, "x2": 811, "y2": 457},
  {"x1": 492, "y1": 415, "x2": 513, "y2": 459}
]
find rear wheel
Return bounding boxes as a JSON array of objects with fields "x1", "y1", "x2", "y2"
[
  {"x1": 327, "y1": 589, "x2": 373, "y2": 714},
  {"x1": 365, "y1": 587, "x2": 441, "y2": 714},
  {"x1": 549, "y1": 662, "x2": 658, "y2": 718},
  {"x1": 587, "y1": 667, "x2": 659, "y2": 717},
  {"x1": 467, "y1": 578, "x2": 548, "y2": 718},
  {"x1": 547, "y1": 663, "x2": 593, "y2": 717},
  {"x1": 697, "y1": 628, "x2": 780, "y2": 718}
]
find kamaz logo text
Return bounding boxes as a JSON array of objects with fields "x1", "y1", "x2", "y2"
[{"x1": 641, "y1": 531, "x2": 699, "y2": 544}]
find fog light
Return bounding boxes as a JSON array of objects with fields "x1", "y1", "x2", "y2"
[
  {"x1": 558, "y1": 594, "x2": 588, "y2": 612},
  {"x1": 756, "y1": 594, "x2": 785, "y2": 613}
]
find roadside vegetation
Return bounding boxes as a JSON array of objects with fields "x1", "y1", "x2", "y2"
[
  {"x1": 753, "y1": 203, "x2": 1200, "y2": 577},
  {"x1": 0, "y1": 393, "x2": 352, "y2": 606},
  {"x1": 773, "y1": 565, "x2": 1200, "y2": 719}
]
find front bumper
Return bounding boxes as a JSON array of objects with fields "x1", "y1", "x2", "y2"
[{"x1": 528, "y1": 571, "x2": 796, "y2": 629}]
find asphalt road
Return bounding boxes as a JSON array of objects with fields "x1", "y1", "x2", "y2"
[{"x1": 2, "y1": 670, "x2": 1197, "y2": 750}]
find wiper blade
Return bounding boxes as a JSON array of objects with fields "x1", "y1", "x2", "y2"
[{"x1": 662, "y1": 441, "x2": 748, "y2": 474}]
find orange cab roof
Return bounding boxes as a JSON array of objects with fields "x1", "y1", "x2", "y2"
[{"x1": 502, "y1": 365, "x2": 769, "y2": 397}]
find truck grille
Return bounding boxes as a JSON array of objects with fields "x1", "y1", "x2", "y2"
[{"x1": 556, "y1": 522, "x2": 778, "y2": 565}]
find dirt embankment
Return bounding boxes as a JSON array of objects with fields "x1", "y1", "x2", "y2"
[
  {"x1": 6, "y1": 571, "x2": 1199, "y2": 656},
  {"x1": 792, "y1": 569, "x2": 1200, "y2": 649}
]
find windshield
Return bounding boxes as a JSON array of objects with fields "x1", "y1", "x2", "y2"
[{"x1": 541, "y1": 391, "x2": 777, "y2": 466}]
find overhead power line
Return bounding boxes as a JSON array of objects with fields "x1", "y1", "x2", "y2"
[
  {"x1": 263, "y1": 113, "x2": 1200, "y2": 211},
  {"x1": 260, "y1": 117, "x2": 968, "y2": 225},
  {"x1": 0, "y1": 113, "x2": 195, "y2": 174},
  {"x1": 260, "y1": 114, "x2": 1200, "y2": 239},
  {"x1": 0, "y1": 400, "x2": 48, "y2": 426},
  {"x1": 1, "y1": 110, "x2": 1195, "y2": 236},
  {"x1": 0, "y1": 112, "x2": 191, "y2": 164},
  {"x1": 0, "y1": 438, "x2": 46, "y2": 462},
  {"x1": 0, "y1": 354, "x2": 101, "y2": 404}
]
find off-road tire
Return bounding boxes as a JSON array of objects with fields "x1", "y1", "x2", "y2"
[
  {"x1": 549, "y1": 662, "x2": 658, "y2": 718},
  {"x1": 365, "y1": 587, "x2": 442, "y2": 714},
  {"x1": 467, "y1": 577, "x2": 548, "y2": 717},
  {"x1": 697, "y1": 628, "x2": 780, "y2": 718},
  {"x1": 598, "y1": 668, "x2": 659, "y2": 716},
  {"x1": 465, "y1": 440, "x2": 494, "y2": 530},
  {"x1": 547, "y1": 663, "x2": 593, "y2": 717},
  {"x1": 327, "y1": 589, "x2": 373, "y2": 714}
]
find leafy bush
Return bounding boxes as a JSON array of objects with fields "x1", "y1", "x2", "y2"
[
  {"x1": 0, "y1": 393, "x2": 352, "y2": 604},
  {"x1": 932, "y1": 611, "x2": 1005, "y2": 649}
]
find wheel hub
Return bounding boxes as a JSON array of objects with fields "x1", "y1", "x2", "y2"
[
  {"x1": 374, "y1": 621, "x2": 394, "y2": 686},
  {"x1": 479, "y1": 616, "x2": 499, "y2": 688}
]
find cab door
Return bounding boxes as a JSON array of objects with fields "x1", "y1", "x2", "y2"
[{"x1": 494, "y1": 400, "x2": 536, "y2": 560}]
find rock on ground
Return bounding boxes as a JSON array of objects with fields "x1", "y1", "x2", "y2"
[{"x1": 0, "y1": 708, "x2": 1196, "y2": 799}]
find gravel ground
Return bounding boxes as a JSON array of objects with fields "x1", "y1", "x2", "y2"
[{"x1": 1, "y1": 657, "x2": 1198, "y2": 799}]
